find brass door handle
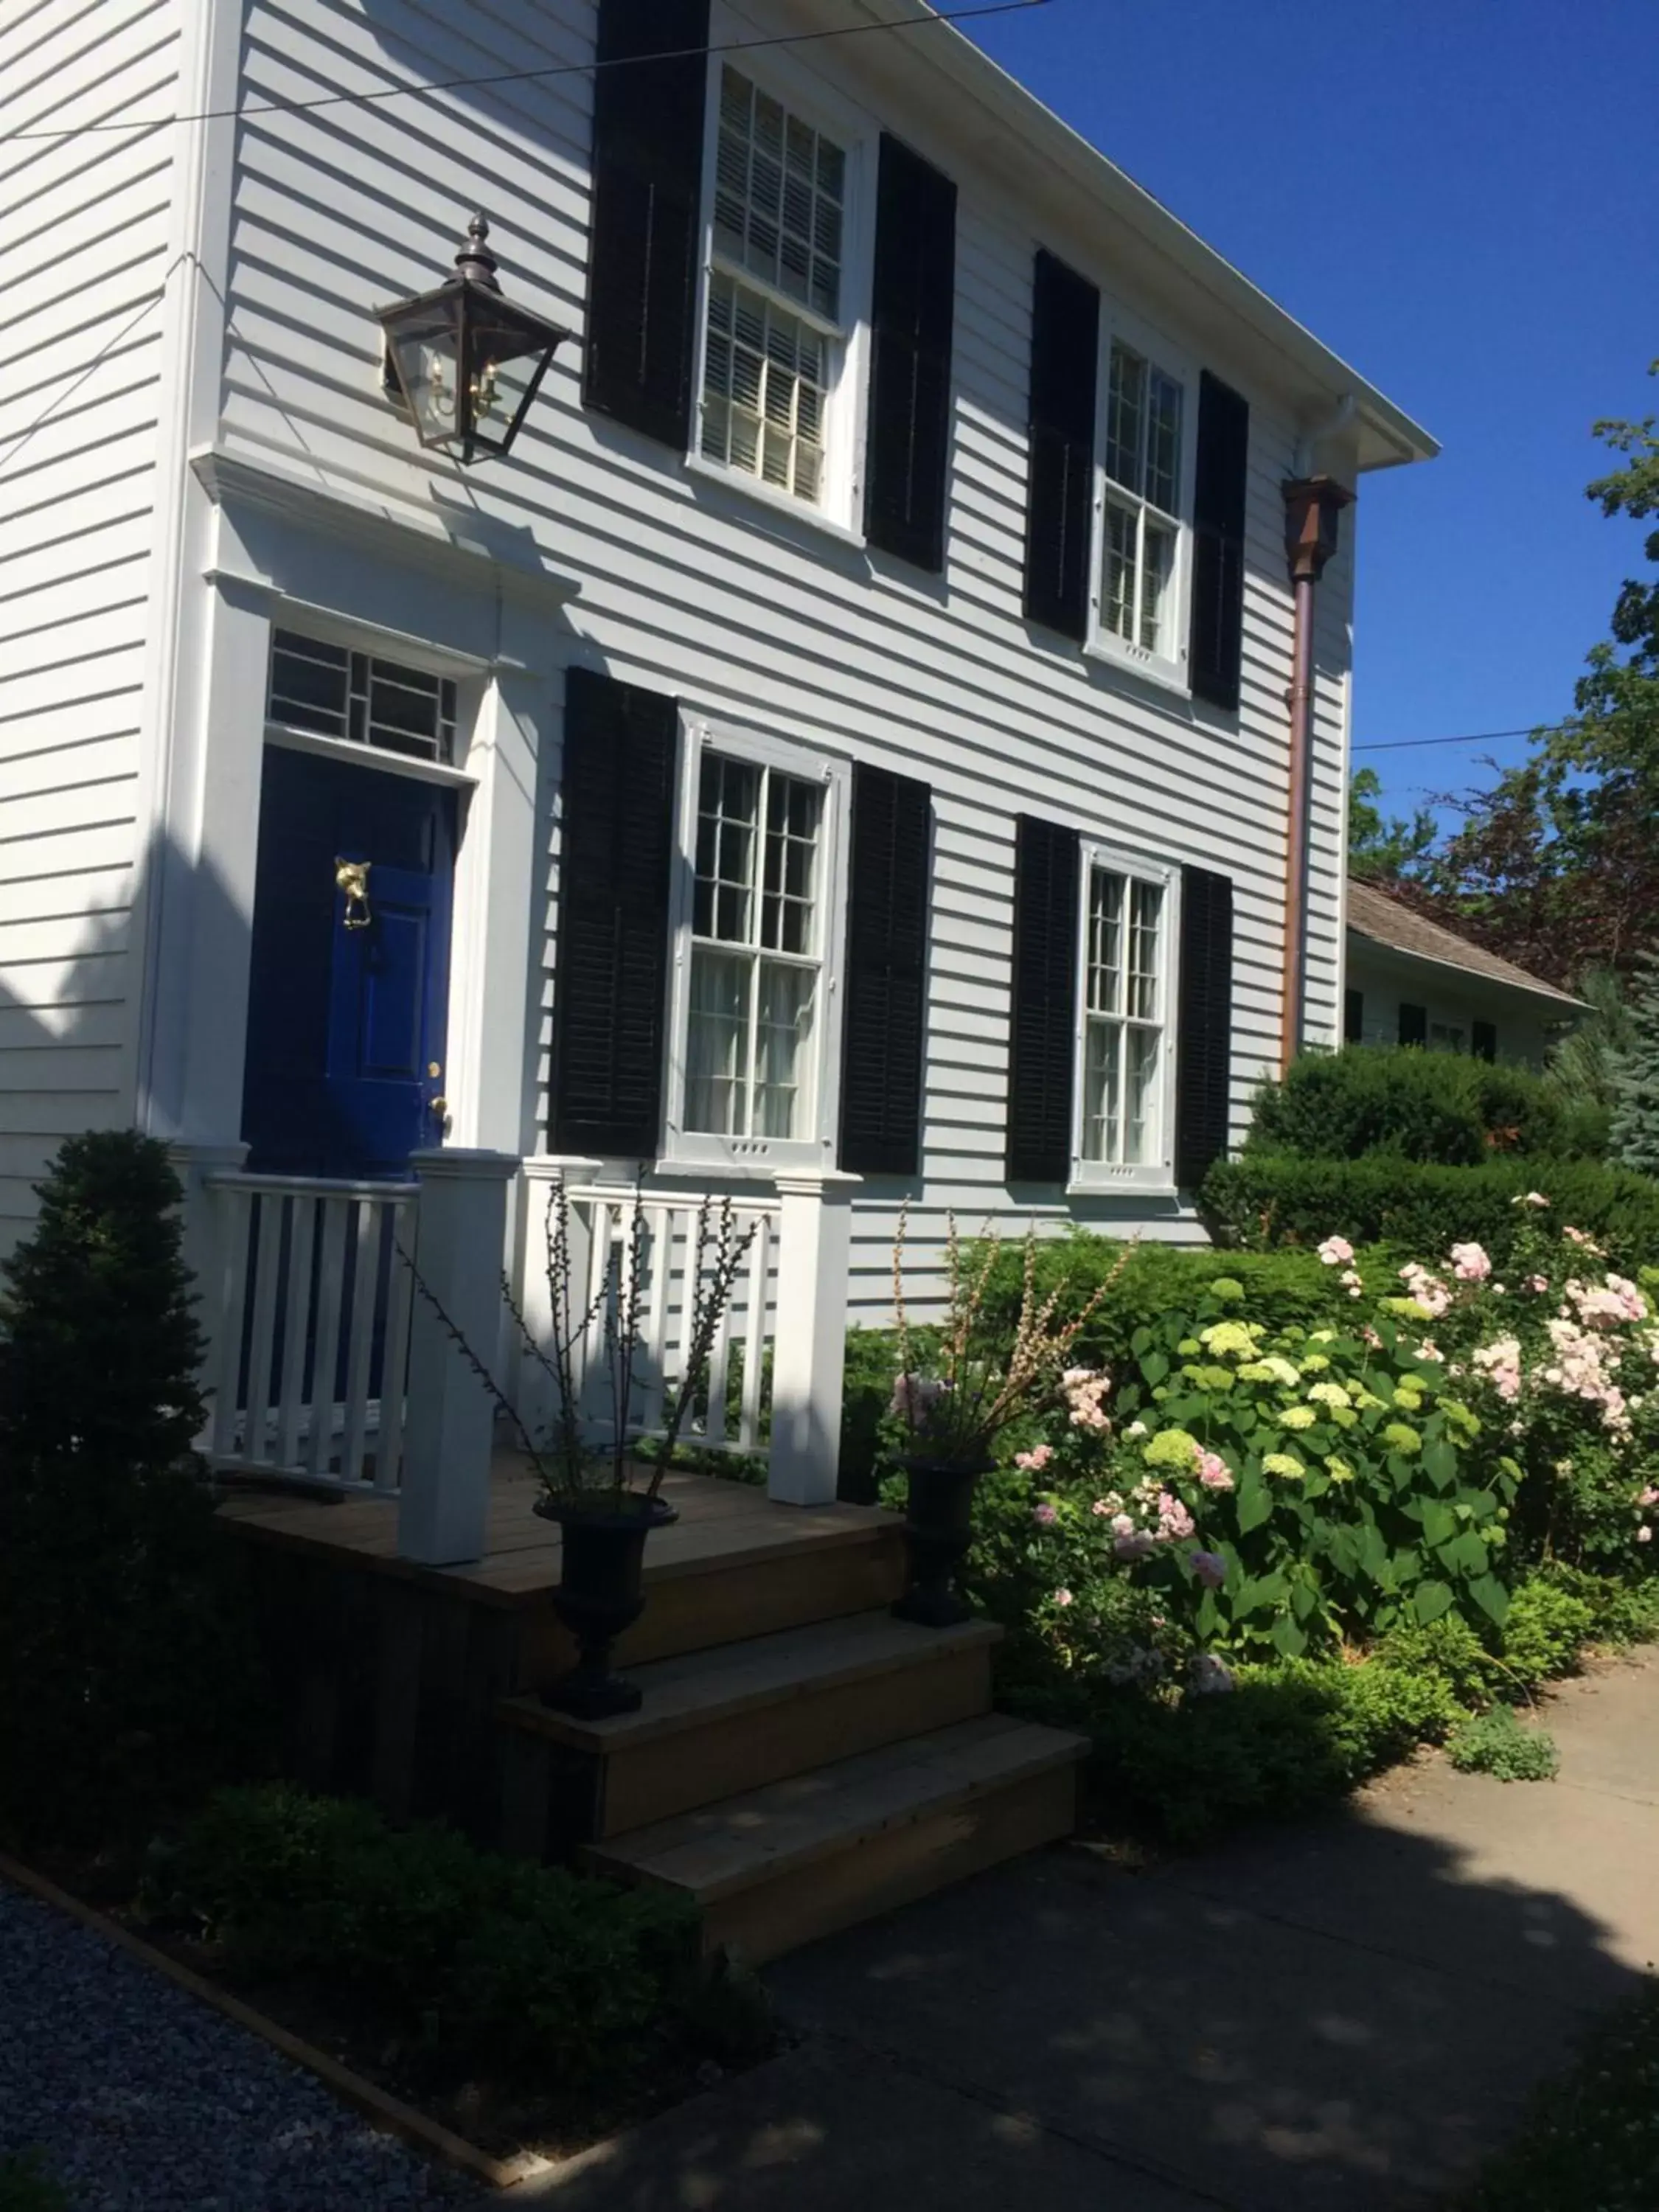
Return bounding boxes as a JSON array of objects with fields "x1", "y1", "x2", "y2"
[
  {"x1": 335, "y1": 858, "x2": 372, "y2": 930},
  {"x1": 430, "y1": 1096, "x2": 448, "y2": 1117}
]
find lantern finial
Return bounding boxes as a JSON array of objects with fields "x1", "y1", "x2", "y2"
[{"x1": 454, "y1": 215, "x2": 500, "y2": 291}]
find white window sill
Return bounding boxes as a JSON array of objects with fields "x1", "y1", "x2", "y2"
[
  {"x1": 657, "y1": 1141, "x2": 838, "y2": 1182},
  {"x1": 1066, "y1": 1170, "x2": 1180, "y2": 1200},
  {"x1": 683, "y1": 452, "x2": 867, "y2": 552},
  {"x1": 1083, "y1": 634, "x2": 1193, "y2": 704}
]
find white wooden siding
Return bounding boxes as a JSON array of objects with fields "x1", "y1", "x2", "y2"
[
  {"x1": 0, "y1": 0, "x2": 179, "y2": 1257},
  {"x1": 211, "y1": 0, "x2": 1363, "y2": 1314}
]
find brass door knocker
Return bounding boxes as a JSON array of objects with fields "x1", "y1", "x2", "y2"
[{"x1": 334, "y1": 858, "x2": 372, "y2": 931}]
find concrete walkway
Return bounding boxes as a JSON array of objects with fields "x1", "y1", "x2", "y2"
[{"x1": 533, "y1": 1647, "x2": 1659, "y2": 2211}]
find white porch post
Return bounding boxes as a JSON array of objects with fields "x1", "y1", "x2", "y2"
[
  {"x1": 398, "y1": 1148, "x2": 520, "y2": 1566},
  {"x1": 167, "y1": 1138, "x2": 250, "y2": 1416},
  {"x1": 768, "y1": 1171, "x2": 858, "y2": 1506}
]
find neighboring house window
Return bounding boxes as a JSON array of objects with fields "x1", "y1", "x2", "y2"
[
  {"x1": 267, "y1": 628, "x2": 457, "y2": 764},
  {"x1": 1077, "y1": 849, "x2": 1175, "y2": 1178},
  {"x1": 1472, "y1": 1020, "x2": 1497, "y2": 1062},
  {"x1": 1399, "y1": 1002, "x2": 1427, "y2": 1046},
  {"x1": 1343, "y1": 987, "x2": 1364, "y2": 1043},
  {"x1": 1100, "y1": 340, "x2": 1185, "y2": 660},
  {"x1": 698, "y1": 66, "x2": 855, "y2": 512},
  {"x1": 1430, "y1": 1020, "x2": 1466, "y2": 1054}
]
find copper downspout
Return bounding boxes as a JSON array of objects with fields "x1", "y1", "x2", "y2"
[{"x1": 1280, "y1": 476, "x2": 1354, "y2": 1071}]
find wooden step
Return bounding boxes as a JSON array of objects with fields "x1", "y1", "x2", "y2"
[
  {"x1": 518, "y1": 1504, "x2": 908, "y2": 1690},
  {"x1": 500, "y1": 1613, "x2": 1002, "y2": 1837},
  {"x1": 582, "y1": 1714, "x2": 1087, "y2": 1964}
]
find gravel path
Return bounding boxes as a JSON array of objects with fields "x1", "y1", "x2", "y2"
[{"x1": 0, "y1": 1879, "x2": 482, "y2": 2211}]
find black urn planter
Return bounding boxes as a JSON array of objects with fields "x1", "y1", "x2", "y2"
[
  {"x1": 533, "y1": 1492, "x2": 679, "y2": 1719},
  {"x1": 891, "y1": 1457, "x2": 992, "y2": 1628}
]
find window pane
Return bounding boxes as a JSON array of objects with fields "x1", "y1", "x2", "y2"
[
  {"x1": 1105, "y1": 344, "x2": 1146, "y2": 493},
  {"x1": 761, "y1": 771, "x2": 821, "y2": 953},
  {"x1": 1102, "y1": 501, "x2": 1138, "y2": 642},
  {"x1": 700, "y1": 275, "x2": 829, "y2": 506},
  {"x1": 1126, "y1": 1026, "x2": 1161, "y2": 1163},
  {"x1": 268, "y1": 630, "x2": 453, "y2": 761},
  {"x1": 269, "y1": 630, "x2": 349, "y2": 734},
  {"x1": 1088, "y1": 869, "x2": 1124, "y2": 1015},
  {"x1": 1083, "y1": 1019, "x2": 1121, "y2": 1163},
  {"x1": 1140, "y1": 520, "x2": 1176, "y2": 655},
  {"x1": 686, "y1": 949, "x2": 750, "y2": 1134},
  {"x1": 755, "y1": 960, "x2": 815, "y2": 1137},
  {"x1": 696, "y1": 754, "x2": 759, "y2": 945},
  {"x1": 1146, "y1": 372, "x2": 1183, "y2": 514},
  {"x1": 1127, "y1": 879, "x2": 1163, "y2": 1020},
  {"x1": 714, "y1": 66, "x2": 844, "y2": 323}
]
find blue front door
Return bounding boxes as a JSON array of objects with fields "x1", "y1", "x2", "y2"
[{"x1": 243, "y1": 746, "x2": 456, "y2": 1178}]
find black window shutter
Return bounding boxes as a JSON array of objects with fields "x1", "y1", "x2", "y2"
[
  {"x1": 839, "y1": 765, "x2": 932, "y2": 1177},
  {"x1": 1472, "y1": 1019, "x2": 1497, "y2": 1063},
  {"x1": 582, "y1": 0, "x2": 709, "y2": 450},
  {"x1": 551, "y1": 667, "x2": 678, "y2": 1156},
  {"x1": 1189, "y1": 370, "x2": 1249, "y2": 712},
  {"x1": 1399, "y1": 1002, "x2": 1427, "y2": 1047},
  {"x1": 1006, "y1": 816, "x2": 1080, "y2": 1183},
  {"x1": 1175, "y1": 865, "x2": 1234, "y2": 1189},
  {"x1": 865, "y1": 135, "x2": 956, "y2": 571},
  {"x1": 1023, "y1": 250, "x2": 1100, "y2": 641},
  {"x1": 1343, "y1": 987, "x2": 1364, "y2": 1044}
]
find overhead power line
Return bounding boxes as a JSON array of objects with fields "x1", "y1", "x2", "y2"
[
  {"x1": 1356, "y1": 708, "x2": 1659, "y2": 754},
  {"x1": 0, "y1": 0, "x2": 1054, "y2": 143}
]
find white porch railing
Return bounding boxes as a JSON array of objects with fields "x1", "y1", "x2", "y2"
[{"x1": 204, "y1": 1172, "x2": 418, "y2": 1492}]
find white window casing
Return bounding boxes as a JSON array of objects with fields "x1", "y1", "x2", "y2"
[
  {"x1": 662, "y1": 715, "x2": 851, "y2": 1175},
  {"x1": 688, "y1": 45, "x2": 874, "y2": 537},
  {"x1": 1087, "y1": 307, "x2": 1200, "y2": 696},
  {"x1": 1069, "y1": 842, "x2": 1180, "y2": 1194}
]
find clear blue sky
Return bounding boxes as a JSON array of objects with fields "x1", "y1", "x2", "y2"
[{"x1": 967, "y1": 0, "x2": 1659, "y2": 829}]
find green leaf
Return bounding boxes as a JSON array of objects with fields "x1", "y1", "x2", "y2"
[
  {"x1": 1271, "y1": 1613, "x2": 1309, "y2": 1658},
  {"x1": 1441, "y1": 1530, "x2": 1491, "y2": 1579},
  {"x1": 1419, "y1": 1500, "x2": 1458, "y2": 1549},
  {"x1": 1467, "y1": 1573, "x2": 1511, "y2": 1627},
  {"x1": 1290, "y1": 1578, "x2": 1319, "y2": 1623},
  {"x1": 1413, "y1": 1579, "x2": 1455, "y2": 1625},
  {"x1": 1236, "y1": 1474, "x2": 1273, "y2": 1535},
  {"x1": 1130, "y1": 1326, "x2": 1152, "y2": 1358},
  {"x1": 1141, "y1": 1349, "x2": 1170, "y2": 1385}
]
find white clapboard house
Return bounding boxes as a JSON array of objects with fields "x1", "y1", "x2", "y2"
[{"x1": 2, "y1": 0, "x2": 1436, "y2": 1547}]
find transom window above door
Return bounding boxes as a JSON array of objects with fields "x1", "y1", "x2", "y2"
[
  {"x1": 1077, "y1": 853, "x2": 1175, "y2": 1180},
  {"x1": 697, "y1": 66, "x2": 858, "y2": 516},
  {"x1": 1100, "y1": 341, "x2": 1186, "y2": 663},
  {"x1": 686, "y1": 749, "x2": 825, "y2": 1141},
  {"x1": 267, "y1": 628, "x2": 458, "y2": 764}
]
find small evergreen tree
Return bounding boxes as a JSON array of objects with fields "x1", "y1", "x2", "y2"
[
  {"x1": 1610, "y1": 953, "x2": 1659, "y2": 1175},
  {"x1": 0, "y1": 1133, "x2": 265, "y2": 1844}
]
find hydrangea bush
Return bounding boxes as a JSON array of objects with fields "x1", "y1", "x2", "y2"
[{"x1": 1005, "y1": 1196, "x2": 1659, "y2": 1684}]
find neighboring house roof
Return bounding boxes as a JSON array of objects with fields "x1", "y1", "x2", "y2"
[{"x1": 1345, "y1": 879, "x2": 1587, "y2": 1009}]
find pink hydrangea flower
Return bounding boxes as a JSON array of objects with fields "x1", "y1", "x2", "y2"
[
  {"x1": 1015, "y1": 1442, "x2": 1055, "y2": 1472},
  {"x1": 1318, "y1": 1235, "x2": 1355, "y2": 1267},
  {"x1": 1113, "y1": 1531, "x2": 1156, "y2": 1562},
  {"x1": 1189, "y1": 1549, "x2": 1227, "y2": 1589},
  {"x1": 1512, "y1": 1192, "x2": 1551, "y2": 1208},
  {"x1": 1639, "y1": 1487, "x2": 1659, "y2": 1508},
  {"x1": 1156, "y1": 1491, "x2": 1196, "y2": 1542},
  {"x1": 1640, "y1": 1528, "x2": 1654, "y2": 1547},
  {"x1": 1110, "y1": 1512, "x2": 1136, "y2": 1538},
  {"x1": 1414, "y1": 1340, "x2": 1445, "y2": 1363},
  {"x1": 1450, "y1": 1242, "x2": 1492, "y2": 1283},
  {"x1": 1197, "y1": 1450, "x2": 1235, "y2": 1492},
  {"x1": 1528, "y1": 1275, "x2": 1550, "y2": 1294},
  {"x1": 1054, "y1": 1587, "x2": 1075, "y2": 1606},
  {"x1": 1562, "y1": 1225, "x2": 1601, "y2": 1250},
  {"x1": 1033, "y1": 1501, "x2": 1058, "y2": 1527}
]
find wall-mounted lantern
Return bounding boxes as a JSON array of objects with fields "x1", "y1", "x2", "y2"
[{"x1": 377, "y1": 216, "x2": 571, "y2": 465}]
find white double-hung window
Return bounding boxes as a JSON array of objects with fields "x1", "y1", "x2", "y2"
[
  {"x1": 1074, "y1": 846, "x2": 1178, "y2": 1188},
  {"x1": 1092, "y1": 321, "x2": 1196, "y2": 684},
  {"x1": 669, "y1": 720, "x2": 848, "y2": 1169},
  {"x1": 695, "y1": 62, "x2": 865, "y2": 524}
]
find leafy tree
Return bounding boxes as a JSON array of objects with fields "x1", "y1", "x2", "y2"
[
  {"x1": 1346, "y1": 766, "x2": 1436, "y2": 883},
  {"x1": 1544, "y1": 967, "x2": 1631, "y2": 1116},
  {"x1": 1610, "y1": 953, "x2": 1659, "y2": 1175},
  {"x1": 1419, "y1": 364, "x2": 1659, "y2": 987}
]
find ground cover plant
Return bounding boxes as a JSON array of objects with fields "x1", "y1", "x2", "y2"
[
  {"x1": 1444, "y1": 1707, "x2": 1559, "y2": 1781},
  {"x1": 137, "y1": 1784, "x2": 771, "y2": 2151}
]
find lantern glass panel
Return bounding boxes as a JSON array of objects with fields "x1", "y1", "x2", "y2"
[{"x1": 386, "y1": 306, "x2": 465, "y2": 448}]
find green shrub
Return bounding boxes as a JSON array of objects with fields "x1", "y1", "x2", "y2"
[
  {"x1": 0, "y1": 1133, "x2": 271, "y2": 1846},
  {"x1": 0, "y1": 2154, "x2": 70, "y2": 2212},
  {"x1": 143, "y1": 1784, "x2": 767, "y2": 2086},
  {"x1": 1201, "y1": 1152, "x2": 1659, "y2": 1273},
  {"x1": 1245, "y1": 1045, "x2": 1601, "y2": 1166},
  {"x1": 1445, "y1": 1707, "x2": 1559, "y2": 1781},
  {"x1": 1497, "y1": 1576, "x2": 1597, "y2": 1689},
  {"x1": 1374, "y1": 1613, "x2": 1505, "y2": 1706}
]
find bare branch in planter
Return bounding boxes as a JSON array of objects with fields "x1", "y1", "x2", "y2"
[{"x1": 651, "y1": 1196, "x2": 759, "y2": 1496}]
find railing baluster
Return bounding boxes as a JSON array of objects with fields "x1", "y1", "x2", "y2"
[
  {"x1": 637, "y1": 1202, "x2": 670, "y2": 1433},
  {"x1": 338, "y1": 1199, "x2": 379, "y2": 1485},
  {"x1": 274, "y1": 1194, "x2": 316, "y2": 1472},
  {"x1": 738, "y1": 1211, "x2": 769, "y2": 1451},
  {"x1": 306, "y1": 1197, "x2": 349, "y2": 1482},
  {"x1": 241, "y1": 1193, "x2": 282, "y2": 1468},
  {"x1": 212, "y1": 1186, "x2": 252, "y2": 1463},
  {"x1": 375, "y1": 1195, "x2": 415, "y2": 1494}
]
